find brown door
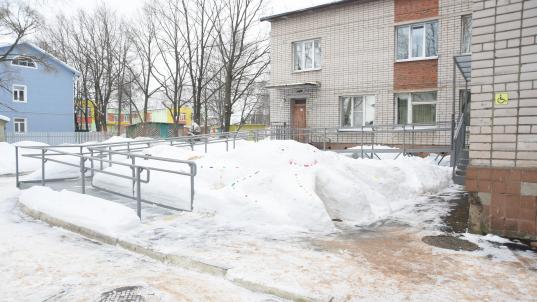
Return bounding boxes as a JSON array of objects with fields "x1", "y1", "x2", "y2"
[{"x1": 292, "y1": 99, "x2": 306, "y2": 142}]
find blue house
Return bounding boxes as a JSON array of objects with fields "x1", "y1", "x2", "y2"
[{"x1": 0, "y1": 42, "x2": 79, "y2": 133}]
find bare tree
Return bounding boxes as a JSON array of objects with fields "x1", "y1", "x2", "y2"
[
  {"x1": 0, "y1": 1, "x2": 41, "y2": 63},
  {"x1": 152, "y1": 0, "x2": 190, "y2": 136},
  {"x1": 128, "y1": 4, "x2": 160, "y2": 124},
  {"x1": 41, "y1": 5, "x2": 127, "y2": 132},
  {"x1": 212, "y1": 0, "x2": 269, "y2": 132},
  {"x1": 179, "y1": 0, "x2": 219, "y2": 126},
  {"x1": 0, "y1": 1, "x2": 41, "y2": 112},
  {"x1": 114, "y1": 23, "x2": 133, "y2": 136},
  {"x1": 40, "y1": 14, "x2": 92, "y2": 131}
]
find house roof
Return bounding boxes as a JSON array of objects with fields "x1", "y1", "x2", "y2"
[
  {"x1": 0, "y1": 41, "x2": 80, "y2": 76},
  {"x1": 0, "y1": 114, "x2": 10, "y2": 122},
  {"x1": 260, "y1": 0, "x2": 356, "y2": 22}
]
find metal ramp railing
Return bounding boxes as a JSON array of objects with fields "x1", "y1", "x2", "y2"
[{"x1": 14, "y1": 123, "x2": 457, "y2": 219}]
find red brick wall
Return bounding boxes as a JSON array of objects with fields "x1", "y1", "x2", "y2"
[
  {"x1": 395, "y1": 0, "x2": 439, "y2": 23},
  {"x1": 466, "y1": 166, "x2": 537, "y2": 239},
  {"x1": 394, "y1": 60, "x2": 438, "y2": 90}
]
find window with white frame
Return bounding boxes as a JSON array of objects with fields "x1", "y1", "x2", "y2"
[
  {"x1": 340, "y1": 95, "x2": 376, "y2": 128},
  {"x1": 397, "y1": 92, "x2": 437, "y2": 124},
  {"x1": 12, "y1": 56, "x2": 37, "y2": 68},
  {"x1": 13, "y1": 85, "x2": 27, "y2": 103},
  {"x1": 461, "y1": 15, "x2": 472, "y2": 54},
  {"x1": 293, "y1": 39, "x2": 321, "y2": 71},
  {"x1": 396, "y1": 20, "x2": 438, "y2": 61},
  {"x1": 13, "y1": 118, "x2": 27, "y2": 133}
]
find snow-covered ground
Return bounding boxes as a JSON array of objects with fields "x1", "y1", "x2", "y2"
[
  {"x1": 2, "y1": 139, "x2": 537, "y2": 301},
  {"x1": 0, "y1": 177, "x2": 286, "y2": 302}
]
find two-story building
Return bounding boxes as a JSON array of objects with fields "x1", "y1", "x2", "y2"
[
  {"x1": 0, "y1": 42, "x2": 79, "y2": 133},
  {"x1": 262, "y1": 0, "x2": 472, "y2": 148}
]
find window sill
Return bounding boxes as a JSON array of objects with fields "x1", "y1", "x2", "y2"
[
  {"x1": 292, "y1": 68, "x2": 321, "y2": 74},
  {"x1": 338, "y1": 127, "x2": 374, "y2": 132},
  {"x1": 12, "y1": 101, "x2": 27, "y2": 104},
  {"x1": 395, "y1": 56, "x2": 438, "y2": 63},
  {"x1": 393, "y1": 125, "x2": 438, "y2": 130},
  {"x1": 337, "y1": 125, "x2": 440, "y2": 132}
]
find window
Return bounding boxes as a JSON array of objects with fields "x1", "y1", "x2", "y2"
[
  {"x1": 12, "y1": 56, "x2": 36, "y2": 68},
  {"x1": 13, "y1": 118, "x2": 27, "y2": 133},
  {"x1": 12, "y1": 85, "x2": 27, "y2": 103},
  {"x1": 461, "y1": 15, "x2": 472, "y2": 54},
  {"x1": 397, "y1": 92, "x2": 437, "y2": 124},
  {"x1": 293, "y1": 39, "x2": 321, "y2": 71},
  {"x1": 340, "y1": 95, "x2": 376, "y2": 128},
  {"x1": 396, "y1": 21, "x2": 438, "y2": 60}
]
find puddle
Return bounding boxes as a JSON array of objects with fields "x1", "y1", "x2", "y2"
[{"x1": 422, "y1": 235, "x2": 479, "y2": 251}]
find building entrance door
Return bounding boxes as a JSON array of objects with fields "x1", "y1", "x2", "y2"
[{"x1": 292, "y1": 99, "x2": 306, "y2": 142}]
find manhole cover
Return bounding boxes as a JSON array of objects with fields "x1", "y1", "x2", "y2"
[
  {"x1": 422, "y1": 235, "x2": 479, "y2": 251},
  {"x1": 100, "y1": 286, "x2": 145, "y2": 302}
]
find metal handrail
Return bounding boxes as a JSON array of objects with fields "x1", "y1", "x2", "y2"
[
  {"x1": 15, "y1": 144, "x2": 196, "y2": 219},
  {"x1": 14, "y1": 122, "x2": 454, "y2": 220}
]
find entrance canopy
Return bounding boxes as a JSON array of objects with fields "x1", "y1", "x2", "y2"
[
  {"x1": 454, "y1": 55, "x2": 471, "y2": 82},
  {"x1": 265, "y1": 82, "x2": 320, "y2": 89}
]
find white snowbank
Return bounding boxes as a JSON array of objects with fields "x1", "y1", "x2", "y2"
[
  {"x1": 0, "y1": 141, "x2": 48, "y2": 175},
  {"x1": 93, "y1": 140, "x2": 452, "y2": 232},
  {"x1": 316, "y1": 154, "x2": 451, "y2": 225},
  {"x1": 19, "y1": 186, "x2": 139, "y2": 236}
]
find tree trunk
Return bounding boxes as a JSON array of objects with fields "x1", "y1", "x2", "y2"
[{"x1": 223, "y1": 67, "x2": 233, "y2": 132}]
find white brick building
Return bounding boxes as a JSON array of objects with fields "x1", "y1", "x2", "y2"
[{"x1": 262, "y1": 0, "x2": 472, "y2": 148}]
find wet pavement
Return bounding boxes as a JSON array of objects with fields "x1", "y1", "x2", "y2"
[{"x1": 10, "y1": 177, "x2": 537, "y2": 301}]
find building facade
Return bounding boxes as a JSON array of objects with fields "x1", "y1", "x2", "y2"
[
  {"x1": 0, "y1": 115, "x2": 8, "y2": 141},
  {"x1": 262, "y1": 0, "x2": 472, "y2": 147},
  {"x1": 465, "y1": 0, "x2": 537, "y2": 239},
  {"x1": 0, "y1": 42, "x2": 79, "y2": 133}
]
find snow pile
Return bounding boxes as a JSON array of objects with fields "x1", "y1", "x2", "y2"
[
  {"x1": 0, "y1": 141, "x2": 48, "y2": 175},
  {"x1": 19, "y1": 186, "x2": 139, "y2": 236},
  {"x1": 316, "y1": 154, "x2": 452, "y2": 225},
  {"x1": 93, "y1": 140, "x2": 452, "y2": 232}
]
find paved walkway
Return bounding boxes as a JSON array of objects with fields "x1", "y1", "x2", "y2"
[
  {"x1": 19, "y1": 178, "x2": 537, "y2": 301},
  {"x1": 0, "y1": 176, "x2": 285, "y2": 302}
]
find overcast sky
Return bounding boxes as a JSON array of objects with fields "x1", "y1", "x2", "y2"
[{"x1": 33, "y1": 0, "x2": 337, "y2": 20}]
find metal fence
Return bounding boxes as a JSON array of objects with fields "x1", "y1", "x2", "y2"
[
  {"x1": 16, "y1": 141, "x2": 196, "y2": 219},
  {"x1": 13, "y1": 125, "x2": 457, "y2": 220},
  {"x1": 6, "y1": 132, "x2": 112, "y2": 145}
]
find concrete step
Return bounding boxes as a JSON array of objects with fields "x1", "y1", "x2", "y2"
[
  {"x1": 453, "y1": 175, "x2": 465, "y2": 185},
  {"x1": 455, "y1": 169, "x2": 466, "y2": 176}
]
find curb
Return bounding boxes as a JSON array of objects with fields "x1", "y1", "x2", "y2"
[
  {"x1": 20, "y1": 204, "x2": 320, "y2": 302},
  {"x1": 20, "y1": 205, "x2": 227, "y2": 277},
  {"x1": 229, "y1": 277, "x2": 320, "y2": 302}
]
